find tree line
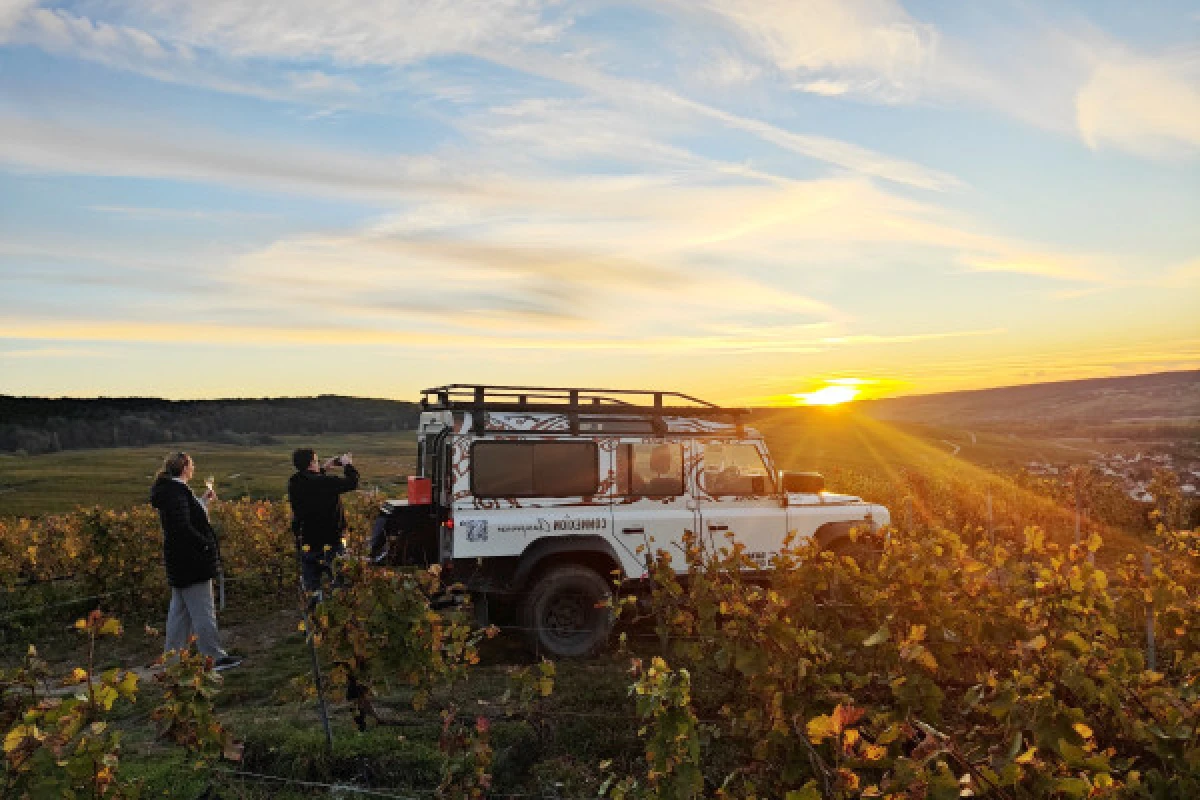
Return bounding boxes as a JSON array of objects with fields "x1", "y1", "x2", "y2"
[{"x1": 0, "y1": 395, "x2": 420, "y2": 455}]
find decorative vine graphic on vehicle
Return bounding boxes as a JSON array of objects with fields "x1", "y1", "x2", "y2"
[{"x1": 483, "y1": 413, "x2": 571, "y2": 432}]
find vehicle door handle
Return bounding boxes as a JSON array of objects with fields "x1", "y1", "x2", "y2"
[
  {"x1": 621, "y1": 527, "x2": 646, "y2": 535},
  {"x1": 707, "y1": 524, "x2": 729, "y2": 531}
]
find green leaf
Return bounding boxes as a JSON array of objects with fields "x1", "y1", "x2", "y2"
[
  {"x1": 863, "y1": 622, "x2": 890, "y2": 647},
  {"x1": 784, "y1": 783, "x2": 822, "y2": 800},
  {"x1": 96, "y1": 686, "x2": 119, "y2": 711},
  {"x1": 1053, "y1": 777, "x2": 1091, "y2": 799},
  {"x1": 1059, "y1": 631, "x2": 1090, "y2": 655}
]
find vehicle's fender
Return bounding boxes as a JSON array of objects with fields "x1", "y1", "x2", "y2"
[
  {"x1": 812, "y1": 521, "x2": 856, "y2": 550},
  {"x1": 511, "y1": 535, "x2": 624, "y2": 592}
]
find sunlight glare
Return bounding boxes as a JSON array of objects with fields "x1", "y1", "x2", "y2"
[{"x1": 793, "y1": 384, "x2": 860, "y2": 406}]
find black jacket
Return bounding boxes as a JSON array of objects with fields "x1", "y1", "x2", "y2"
[
  {"x1": 288, "y1": 464, "x2": 359, "y2": 551},
  {"x1": 150, "y1": 477, "x2": 220, "y2": 588}
]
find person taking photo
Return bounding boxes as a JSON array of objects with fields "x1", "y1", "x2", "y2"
[
  {"x1": 150, "y1": 452, "x2": 240, "y2": 671},
  {"x1": 288, "y1": 448, "x2": 359, "y2": 595}
]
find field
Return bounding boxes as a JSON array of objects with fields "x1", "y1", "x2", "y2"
[
  {"x1": 2, "y1": 412, "x2": 1195, "y2": 799},
  {"x1": 0, "y1": 433, "x2": 418, "y2": 518},
  {"x1": 0, "y1": 411, "x2": 1111, "y2": 518}
]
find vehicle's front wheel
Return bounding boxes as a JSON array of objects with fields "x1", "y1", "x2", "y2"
[{"x1": 521, "y1": 565, "x2": 613, "y2": 658}]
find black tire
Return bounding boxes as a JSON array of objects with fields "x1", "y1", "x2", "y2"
[
  {"x1": 826, "y1": 533, "x2": 879, "y2": 569},
  {"x1": 521, "y1": 564, "x2": 613, "y2": 659}
]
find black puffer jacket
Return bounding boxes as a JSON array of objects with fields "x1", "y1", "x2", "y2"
[
  {"x1": 288, "y1": 464, "x2": 359, "y2": 551},
  {"x1": 150, "y1": 477, "x2": 219, "y2": 588}
]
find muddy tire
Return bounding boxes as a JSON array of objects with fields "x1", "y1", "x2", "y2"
[{"x1": 521, "y1": 565, "x2": 613, "y2": 659}]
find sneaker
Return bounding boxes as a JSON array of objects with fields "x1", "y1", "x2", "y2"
[{"x1": 213, "y1": 656, "x2": 242, "y2": 672}]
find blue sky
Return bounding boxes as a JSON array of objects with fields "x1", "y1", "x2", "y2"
[{"x1": 0, "y1": 0, "x2": 1197, "y2": 404}]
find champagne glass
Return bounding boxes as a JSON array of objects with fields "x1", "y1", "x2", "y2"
[{"x1": 205, "y1": 475, "x2": 215, "y2": 493}]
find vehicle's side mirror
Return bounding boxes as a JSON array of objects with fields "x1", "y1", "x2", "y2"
[{"x1": 782, "y1": 471, "x2": 824, "y2": 493}]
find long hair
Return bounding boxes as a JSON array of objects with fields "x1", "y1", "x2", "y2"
[{"x1": 156, "y1": 451, "x2": 191, "y2": 482}]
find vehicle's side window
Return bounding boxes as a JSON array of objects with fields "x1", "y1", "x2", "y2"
[
  {"x1": 701, "y1": 443, "x2": 775, "y2": 496},
  {"x1": 616, "y1": 443, "x2": 684, "y2": 497},
  {"x1": 471, "y1": 441, "x2": 598, "y2": 497}
]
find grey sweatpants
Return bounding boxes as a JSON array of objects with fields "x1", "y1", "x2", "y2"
[{"x1": 165, "y1": 580, "x2": 228, "y2": 659}]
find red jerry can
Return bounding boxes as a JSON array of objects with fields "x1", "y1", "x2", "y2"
[{"x1": 407, "y1": 476, "x2": 433, "y2": 505}]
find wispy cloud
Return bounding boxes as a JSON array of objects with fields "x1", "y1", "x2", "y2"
[
  {"x1": 474, "y1": 47, "x2": 961, "y2": 190},
  {"x1": 87, "y1": 205, "x2": 279, "y2": 221},
  {"x1": 287, "y1": 70, "x2": 362, "y2": 95},
  {"x1": 0, "y1": 115, "x2": 477, "y2": 200},
  {"x1": 0, "y1": 0, "x2": 38, "y2": 37},
  {"x1": 697, "y1": 0, "x2": 938, "y2": 103},
  {"x1": 820, "y1": 328, "x2": 1006, "y2": 346},
  {"x1": 0, "y1": 346, "x2": 115, "y2": 359},
  {"x1": 3, "y1": 1, "x2": 961, "y2": 191},
  {"x1": 1076, "y1": 47, "x2": 1200, "y2": 158}
]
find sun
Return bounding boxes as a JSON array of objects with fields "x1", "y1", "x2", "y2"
[
  {"x1": 789, "y1": 378, "x2": 870, "y2": 406},
  {"x1": 793, "y1": 385, "x2": 861, "y2": 406}
]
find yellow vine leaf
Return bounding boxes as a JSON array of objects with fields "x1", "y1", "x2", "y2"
[
  {"x1": 4, "y1": 724, "x2": 41, "y2": 753},
  {"x1": 806, "y1": 714, "x2": 836, "y2": 743},
  {"x1": 96, "y1": 686, "x2": 119, "y2": 711},
  {"x1": 862, "y1": 743, "x2": 887, "y2": 761}
]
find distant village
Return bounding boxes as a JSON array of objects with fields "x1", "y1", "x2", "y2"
[{"x1": 1025, "y1": 451, "x2": 1200, "y2": 504}]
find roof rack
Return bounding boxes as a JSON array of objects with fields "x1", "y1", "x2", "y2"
[{"x1": 420, "y1": 384, "x2": 748, "y2": 422}]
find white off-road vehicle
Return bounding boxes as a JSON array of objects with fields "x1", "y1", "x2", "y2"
[{"x1": 372, "y1": 384, "x2": 890, "y2": 657}]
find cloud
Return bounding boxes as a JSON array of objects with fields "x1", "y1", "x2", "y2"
[
  {"x1": 1076, "y1": 49, "x2": 1200, "y2": 158},
  {"x1": 697, "y1": 0, "x2": 938, "y2": 103},
  {"x1": 0, "y1": 346, "x2": 114, "y2": 359},
  {"x1": 2, "y1": 163, "x2": 1112, "y2": 355},
  {"x1": 957, "y1": 254, "x2": 1109, "y2": 284},
  {"x1": 820, "y1": 328, "x2": 1006, "y2": 346},
  {"x1": 796, "y1": 79, "x2": 852, "y2": 97},
  {"x1": 691, "y1": 1, "x2": 1200, "y2": 161},
  {"x1": 0, "y1": 0, "x2": 37, "y2": 38},
  {"x1": 473, "y1": 48, "x2": 960, "y2": 190},
  {"x1": 20, "y1": 7, "x2": 169, "y2": 64},
  {"x1": 87, "y1": 205, "x2": 279, "y2": 221},
  {"x1": 0, "y1": 115, "x2": 479, "y2": 200},
  {"x1": 1152, "y1": 256, "x2": 1200, "y2": 289},
  {"x1": 287, "y1": 70, "x2": 362, "y2": 94},
  {"x1": 0, "y1": 1, "x2": 961, "y2": 191},
  {"x1": 694, "y1": 51, "x2": 762, "y2": 87},
  {"x1": 127, "y1": 0, "x2": 565, "y2": 66}
]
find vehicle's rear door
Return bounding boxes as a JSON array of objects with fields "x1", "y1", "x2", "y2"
[
  {"x1": 695, "y1": 442, "x2": 787, "y2": 569},
  {"x1": 610, "y1": 439, "x2": 699, "y2": 575},
  {"x1": 451, "y1": 438, "x2": 616, "y2": 565}
]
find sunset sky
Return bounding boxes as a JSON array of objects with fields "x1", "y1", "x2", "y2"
[{"x1": 1, "y1": 1, "x2": 1198, "y2": 405}]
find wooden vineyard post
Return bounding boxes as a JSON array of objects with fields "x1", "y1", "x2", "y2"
[{"x1": 303, "y1": 602, "x2": 335, "y2": 753}]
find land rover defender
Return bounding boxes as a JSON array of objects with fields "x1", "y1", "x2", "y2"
[{"x1": 371, "y1": 384, "x2": 890, "y2": 657}]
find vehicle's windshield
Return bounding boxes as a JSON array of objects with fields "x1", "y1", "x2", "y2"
[{"x1": 701, "y1": 443, "x2": 774, "y2": 496}]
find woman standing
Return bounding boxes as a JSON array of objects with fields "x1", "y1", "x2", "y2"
[{"x1": 150, "y1": 452, "x2": 240, "y2": 670}]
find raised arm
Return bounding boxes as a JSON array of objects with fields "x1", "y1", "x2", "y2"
[{"x1": 330, "y1": 463, "x2": 360, "y2": 494}]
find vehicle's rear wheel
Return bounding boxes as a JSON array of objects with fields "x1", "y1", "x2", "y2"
[
  {"x1": 826, "y1": 533, "x2": 879, "y2": 569},
  {"x1": 521, "y1": 564, "x2": 613, "y2": 658}
]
